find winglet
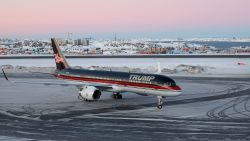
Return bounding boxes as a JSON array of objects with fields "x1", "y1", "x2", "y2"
[{"x1": 2, "y1": 69, "x2": 9, "y2": 81}]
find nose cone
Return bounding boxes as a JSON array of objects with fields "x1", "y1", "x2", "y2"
[
  {"x1": 171, "y1": 85, "x2": 182, "y2": 96},
  {"x1": 171, "y1": 85, "x2": 182, "y2": 91}
]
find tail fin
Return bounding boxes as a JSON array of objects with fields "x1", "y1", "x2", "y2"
[{"x1": 51, "y1": 38, "x2": 70, "y2": 70}]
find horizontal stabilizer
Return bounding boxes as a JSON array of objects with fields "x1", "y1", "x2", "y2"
[{"x1": 2, "y1": 69, "x2": 9, "y2": 81}]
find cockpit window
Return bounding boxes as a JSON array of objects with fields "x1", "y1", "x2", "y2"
[{"x1": 164, "y1": 82, "x2": 176, "y2": 86}]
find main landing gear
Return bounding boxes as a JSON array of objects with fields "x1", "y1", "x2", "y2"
[
  {"x1": 112, "y1": 92, "x2": 123, "y2": 99},
  {"x1": 157, "y1": 96, "x2": 165, "y2": 109}
]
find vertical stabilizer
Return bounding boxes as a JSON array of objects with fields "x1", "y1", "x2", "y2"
[{"x1": 51, "y1": 38, "x2": 70, "y2": 70}]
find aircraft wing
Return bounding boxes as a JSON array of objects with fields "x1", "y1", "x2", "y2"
[{"x1": 1, "y1": 69, "x2": 113, "y2": 91}]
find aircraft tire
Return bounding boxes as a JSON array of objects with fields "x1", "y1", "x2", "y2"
[{"x1": 157, "y1": 105, "x2": 163, "y2": 109}]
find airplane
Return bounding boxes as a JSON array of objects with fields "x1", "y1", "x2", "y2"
[{"x1": 2, "y1": 38, "x2": 182, "y2": 109}]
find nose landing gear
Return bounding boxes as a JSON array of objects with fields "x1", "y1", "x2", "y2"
[{"x1": 157, "y1": 96, "x2": 165, "y2": 109}]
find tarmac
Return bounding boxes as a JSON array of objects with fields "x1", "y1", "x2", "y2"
[{"x1": 0, "y1": 74, "x2": 250, "y2": 141}]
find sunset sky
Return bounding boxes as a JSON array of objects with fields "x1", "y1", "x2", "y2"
[{"x1": 0, "y1": 0, "x2": 249, "y2": 39}]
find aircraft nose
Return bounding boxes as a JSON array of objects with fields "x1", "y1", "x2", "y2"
[
  {"x1": 171, "y1": 85, "x2": 182, "y2": 96},
  {"x1": 171, "y1": 85, "x2": 182, "y2": 91}
]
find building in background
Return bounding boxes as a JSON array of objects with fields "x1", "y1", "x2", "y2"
[
  {"x1": 0, "y1": 46, "x2": 7, "y2": 55},
  {"x1": 74, "y1": 38, "x2": 90, "y2": 46}
]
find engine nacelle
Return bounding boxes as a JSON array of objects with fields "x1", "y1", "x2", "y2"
[{"x1": 79, "y1": 86, "x2": 101, "y2": 101}]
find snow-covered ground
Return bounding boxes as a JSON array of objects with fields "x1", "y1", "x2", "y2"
[{"x1": 1, "y1": 58, "x2": 250, "y2": 77}]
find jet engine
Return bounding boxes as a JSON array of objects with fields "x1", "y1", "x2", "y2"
[{"x1": 78, "y1": 86, "x2": 101, "y2": 101}]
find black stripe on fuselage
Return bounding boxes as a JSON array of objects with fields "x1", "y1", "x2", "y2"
[{"x1": 57, "y1": 68, "x2": 176, "y2": 87}]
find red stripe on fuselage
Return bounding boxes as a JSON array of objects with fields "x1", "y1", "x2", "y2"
[{"x1": 57, "y1": 74, "x2": 181, "y2": 91}]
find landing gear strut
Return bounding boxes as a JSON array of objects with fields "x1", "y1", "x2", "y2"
[
  {"x1": 157, "y1": 96, "x2": 165, "y2": 109},
  {"x1": 112, "y1": 92, "x2": 123, "y2": 99}
]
